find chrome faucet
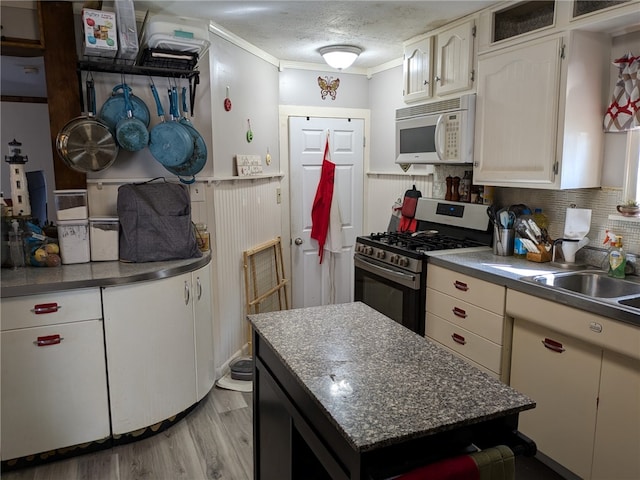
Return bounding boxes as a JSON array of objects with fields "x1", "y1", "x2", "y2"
[{"x1": 551, "y1": 238, "x2": 578, "y2": 263}]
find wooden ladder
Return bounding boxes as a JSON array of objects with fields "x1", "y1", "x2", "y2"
[{"x1": 243, "y1": 236, "x2": 289, "y2": 354}]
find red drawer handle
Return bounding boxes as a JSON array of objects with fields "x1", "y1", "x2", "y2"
[
  {"x1": 31, "y1": 303, "x2": 62, "y2": 314},
  {"x1": 542, "y1": 338, "x2": 565, "y2": 353},
  {"x1": 34, "y1": 334, "x2": 63, "y2": 347},
  {"x1": 452, "y1": 307, "x2": 467, "y2": 318},
  {"x1": 453, "y1": 280, "x2": 469, "y2": 292},
  {"x1": 452, "y1": 333, "x2": 466, "y2": 345}
]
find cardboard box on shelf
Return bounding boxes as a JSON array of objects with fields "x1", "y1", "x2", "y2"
[{"x1": 82, "y1": 8, "x2": 118, "y2": 58}]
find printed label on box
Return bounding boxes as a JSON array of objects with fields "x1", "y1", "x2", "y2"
[{"x1": 83, "y1": 9, "x2": 118, "y2": 57}]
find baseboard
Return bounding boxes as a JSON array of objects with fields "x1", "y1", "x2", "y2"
[{"x1": 215, "y1": 342, "x2": 250, "y2": 379}]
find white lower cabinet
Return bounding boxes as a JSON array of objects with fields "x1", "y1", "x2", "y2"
[
  {"x1": 510, "y1": 319, "x2": 601, "y2": 479},
  {"x1": 102, "y1": 265, "x2": 213, "y2": 435},
  {"x1": 591, "y1": 350, "x2": 640, "y2": 480},
  {"x1": 193, "y1": 264, "x2": 215, "y2": 401},
  {"x1": 0, "y1": 289, "x2": 110, "y2": 461},
  {"x1": 507, "y1": 289, "x2": 640, "y2": 479}
]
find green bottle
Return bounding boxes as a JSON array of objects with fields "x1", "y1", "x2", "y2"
[{"x1": 608, "y1": 235, "x2": 626, "y2": 279}]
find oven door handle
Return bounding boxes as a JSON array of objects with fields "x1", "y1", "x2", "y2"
[{"x1": 354, "y1": 254, "x2": 419, "y2": 289}]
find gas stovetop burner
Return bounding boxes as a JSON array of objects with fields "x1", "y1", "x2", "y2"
[{"x1": 363, "y1": 231, "x2": 485, "y2": 252}]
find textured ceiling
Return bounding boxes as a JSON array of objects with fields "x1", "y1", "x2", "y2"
[
  {"x1": 0, "y1": 1, "x2": 498, "y2": 96},
  {"x1": 133, "y1": 1, "x2": 497, "y2": 68}
]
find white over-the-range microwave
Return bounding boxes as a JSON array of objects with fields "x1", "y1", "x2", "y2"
[{"x1": 395, "y1": 93, "x2": 475, "y2": 165}]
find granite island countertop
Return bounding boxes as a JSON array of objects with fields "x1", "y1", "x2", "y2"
[
  {"x1": 426, "y1": 249, "x2": 640, "y2": 327},
  {"x1": 249, "y1": 302, "x2": 535, "y2": 452},
  {"x1": 1, "y1": 253, "x2": 210, "y2": 298}
]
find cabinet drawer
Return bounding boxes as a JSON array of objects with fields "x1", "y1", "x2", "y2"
[
  {"x1": 1, "y1": 289, "x2": 102, "y2": 331},
  {"x1": 433, "y1": 342, "x2": 499, "y2": 380},
  {"x1": 427, "y1": 288, "x2": 504, "y2": 344},
  {"x1": 427, "y1": 265, "x2": 505, "y2": 314},
  {"x1": 426, "y1": 313, "x2": 502, "y2": 374}
]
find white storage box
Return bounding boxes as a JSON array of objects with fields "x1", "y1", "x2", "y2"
[
  {"x1": 57, "y1": 219, "x2": 90, "y2": 264},
  {"x1": 141, "y1": 14, "x2": 210, "y2": 57},
  {"x1": 89, "y1": 217, "x2": 119, "y2": 261},
  {"x1": 54, "y1": 189, "x2": 88, "y2": 221},
  {"x1": 114, "y1": 0, "x2": 138, "y2": 61},
  {"x1": 82, "y1": 8, "x2": 118, "y2": 58}
]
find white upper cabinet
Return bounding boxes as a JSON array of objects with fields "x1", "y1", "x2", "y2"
[
  {"x1": 473, "y1": 30, "x2": 609, "y2": 189},
  {"x1": 477, "y1": 0, "x2": 640, "y2": 54},
  {"x1": 434, "y1": 20, "x2": 476, "y2": 96},
  {"x1": 403, "y1": 18, "x2": 476, "y2": 103},
  {"x1": 403, "y1": 35, "x2": 433, "y2": 103}
]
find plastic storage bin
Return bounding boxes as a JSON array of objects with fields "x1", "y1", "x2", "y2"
[
  {"x1": 141, "y1": 14, "x2": 210, "y2": 57},
  {"x1": 54, "y1": 189, "x2": 88, "y2": 221},
  {"x1": 89, "y1": 217, "x2": 119, "y2": 261},
  {"x1": 57, "y1": 219, "x2": 90, "y2": 264},
  {"x1": 115, "y1": 0, "x2": 138, "y2": 61}
]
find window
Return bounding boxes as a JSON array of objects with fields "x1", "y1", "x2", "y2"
[{"x1": 623, "y1": 129, "x2": 640, "y2": 205}]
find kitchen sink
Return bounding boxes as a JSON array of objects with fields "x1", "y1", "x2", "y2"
[
  {"x1": 524, "y1": 270, "x2": 640, "y2": 299},
  {"x1": 619, "y1": 296, "x2": 640, "y2": 309}
]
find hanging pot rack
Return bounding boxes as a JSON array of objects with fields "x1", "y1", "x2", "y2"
[{"x1": 77, "y1": 59, "x2": 200, "y2": 115}]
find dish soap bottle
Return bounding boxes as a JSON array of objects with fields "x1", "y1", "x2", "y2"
[{"x1": 605, "y1": 232, "x2": 626, "y2": 278}]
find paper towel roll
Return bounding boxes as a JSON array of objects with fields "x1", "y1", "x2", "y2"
[
  {"x1": 562, "y1": 237, "x2": 590, "y2": 263},
  {"x1": 564, "y1": 208, "x2": 591, "y2": 239}
]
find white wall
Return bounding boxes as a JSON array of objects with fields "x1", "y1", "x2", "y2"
[{"x1": 279, "y1": 68, "x2": 368, "y2": 108}]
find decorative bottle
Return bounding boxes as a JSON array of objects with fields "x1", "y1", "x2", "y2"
[{"x1": 460, "y1": 170, "x2": 472, "y2": 202}]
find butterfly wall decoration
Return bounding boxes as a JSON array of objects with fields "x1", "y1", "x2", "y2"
[{"x1": 318, "y1": 76, "x2": 340, "y2": 100}]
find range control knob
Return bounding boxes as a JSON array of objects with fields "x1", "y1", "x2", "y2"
[
  {"x1": 390, "y1": 254, "x2": 398, "y2": 264},
  {"x1": 355, "y1": 244, "x2": 363, "y2": 253},
  {"x1": 364, "y1": 246, "x2": 373, "y2": 255},
  {"x1": 398, "y1": 256, "x2": 409, "y2": 267},
  {"x1": 376, "y1": 250, "x2": 386, "y2": 259}
]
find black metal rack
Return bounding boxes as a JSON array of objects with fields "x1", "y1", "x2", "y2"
[{"x1": 77, "y1": 58, "x2": 200, "y2": 114}]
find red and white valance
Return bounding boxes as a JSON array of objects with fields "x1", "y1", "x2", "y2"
[{"x1": 604, "y1": 52, "x2": 640, "y2": 132}]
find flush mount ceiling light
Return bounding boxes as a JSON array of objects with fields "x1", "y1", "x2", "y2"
[{"x1": 319, "y1": 45, "x2": 362, "y2": 70}]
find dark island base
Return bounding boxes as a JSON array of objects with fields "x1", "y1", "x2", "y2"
[{"x1": 253, "y1": 332, "x2": 536, "y2": 480}]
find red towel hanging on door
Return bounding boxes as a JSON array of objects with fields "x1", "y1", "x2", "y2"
[{"x1": 310, "y1": 137, "x2": 335, "y2": 264}]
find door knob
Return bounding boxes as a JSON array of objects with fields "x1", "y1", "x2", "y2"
[{"x1": 294, "y1": 238, "x2": 303, "y2": 245}]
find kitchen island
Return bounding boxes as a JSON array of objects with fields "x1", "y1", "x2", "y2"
[{"x1": 249, "y1": 302, "x2": 535, "y2": 480}]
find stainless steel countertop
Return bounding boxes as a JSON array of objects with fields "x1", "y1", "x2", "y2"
[
  {"x1": 426, "y1": 248, "x2": 639, "y2": 327},
  {"x1": 0, "y1": 253, "x2": 210, "y2": 298}
]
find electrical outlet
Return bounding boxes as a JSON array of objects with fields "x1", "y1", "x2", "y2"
[
  {"x1": 276, "y1": 188, "x2": 281, "y2": 204},
  {"x1": 190, "y1": 184, "x2": 205, "y2": 202}
]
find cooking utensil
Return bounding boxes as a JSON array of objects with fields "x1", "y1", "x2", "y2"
[
  {"x1": 486, "y1": 205, "x2": 498, "y2": 226},
  {"x1": 498, "y1": 209, "x2": 516, "y2": 229},
  {"x1": 224, "y1": 85, "x2": 232, "y2": 111},
  {"x1": 115, "y1": 82, "x2": 149, "y2": 151},
  {"x1": 173, "y1": 85, "x2": 207, "y2": 181},
  {"x1": 56, "y1": 78, "x2": 119, "y2": 173},
  {"x1": 148, "y1": 82, "x2": 194, "y2": 169},
  {"x1": 246, "y1": 119, "x2": 253, "y2": 143},
  {"x1": 98, "y1": 83, "x2": 151, "y2": 131}
]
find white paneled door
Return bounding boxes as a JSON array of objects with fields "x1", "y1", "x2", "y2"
[{"x1": 289, "y1": 116, "x2": 364, "y2": 308}]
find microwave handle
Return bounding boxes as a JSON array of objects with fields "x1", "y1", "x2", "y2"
[{"x1": 434, "y1": 113, "x2": 446, "y2": 161}]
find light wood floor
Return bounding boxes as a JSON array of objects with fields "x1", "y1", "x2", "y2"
[
  {"x1": 0, "y1": 387, "x2": 253, "y2": 480},
  {"x1": 1, "y1": 385, "x2": 567, "y2": 480}
]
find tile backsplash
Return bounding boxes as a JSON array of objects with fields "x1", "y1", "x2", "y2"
[
  {"x1": 496, "y1": 187, "x2": 640, "y2": 257},
  {"x1": 431, "y1": 166, "x2": 640, "y2": 258}
]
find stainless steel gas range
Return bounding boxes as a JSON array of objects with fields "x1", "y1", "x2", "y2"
[{"x1": 354, "y1": 198, "x2": 492, "y2": 335}]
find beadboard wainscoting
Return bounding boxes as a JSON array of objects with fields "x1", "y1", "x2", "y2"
[{"x1": 197, "y1": 177, "x2": 284, "y2": 378}]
